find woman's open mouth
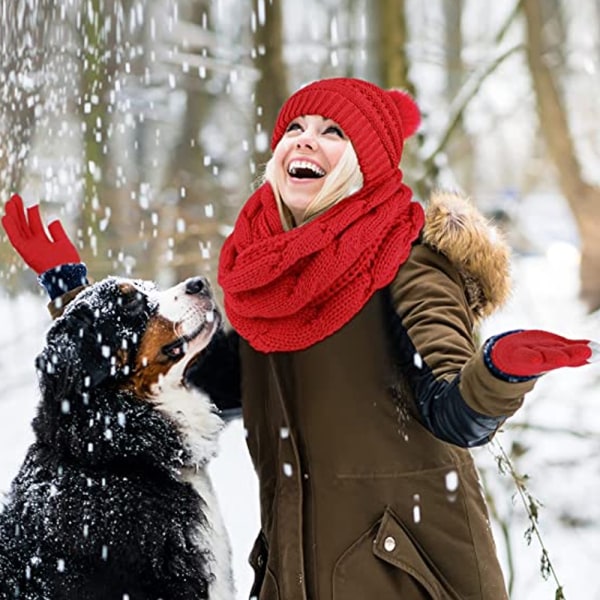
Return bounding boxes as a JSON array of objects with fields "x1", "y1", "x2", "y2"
[{"x1": 287, "y1": 160, "x2": 325, "y2": 179}]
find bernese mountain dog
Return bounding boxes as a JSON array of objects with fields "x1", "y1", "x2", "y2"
[{"x1": 0, "y1": 275, "x2": 235, "y2": 599}]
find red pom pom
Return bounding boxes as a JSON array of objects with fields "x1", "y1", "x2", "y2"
[{"x1": 388, "y1": 89, "x2": 421, "y2": 138}]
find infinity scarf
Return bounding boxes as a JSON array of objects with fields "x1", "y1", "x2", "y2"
[{"x1": 218, "y1": 172, "x2": 424, "y2": 352}]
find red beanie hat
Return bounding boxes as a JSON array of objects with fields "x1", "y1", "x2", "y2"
[{"x1": 271, "y1": 77, "x2": 420, "y2": 186}]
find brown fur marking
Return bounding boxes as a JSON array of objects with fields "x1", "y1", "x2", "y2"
[{"x1": 128, "y1": 315, "x2": 179, "y2": 398}]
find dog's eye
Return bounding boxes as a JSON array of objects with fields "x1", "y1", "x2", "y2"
[{"x1": 162, "y1": 339, "x2": 187, "y2": 360}]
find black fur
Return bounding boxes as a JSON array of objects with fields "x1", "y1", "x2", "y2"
[{"x1": 0, "y1": 277, "x2": 229, "y2": 600}]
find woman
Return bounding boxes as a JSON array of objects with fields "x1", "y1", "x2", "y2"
[{"x1": 3, "y1": 77, "x2": 598, "y2": 600}]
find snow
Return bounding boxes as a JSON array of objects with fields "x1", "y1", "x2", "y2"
[
  {"x1": 1, "y1": 199, "x2": 599, "y2": 598},
  {"x1": 475, "y1": 239, "x2": 600, "y2": 598}
]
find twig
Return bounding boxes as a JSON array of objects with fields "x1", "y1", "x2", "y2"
[
  {"x1": 495, "y1": 0, "x2": 526, "y2": 44},
  {"x1": 422, "y1": 43, "x2": 524, "y2": 166},
  {"x1": 415, "y1": 0, "x2": 526, "y2": 199},
  {"x1": 491, "y1": 439, "x2": 566, "y2": 599},
  {"x1": 506, "y1": 421, "x2": 600, "y2": 440}
]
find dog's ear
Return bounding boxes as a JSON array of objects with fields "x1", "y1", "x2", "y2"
[
  {"x1": 35, "y1": 305, "x2": 115, "y2": 399},
  {"x1": 36, "y1": 333, "x2": 84, "y2": 400}
]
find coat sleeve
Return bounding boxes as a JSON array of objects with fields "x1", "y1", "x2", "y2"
[
  {"x1": 184, "y1": 328, "x2": 243, "y2": 421},
  {"x1": 389, "y1": 243, "x2": 536, "y2": 447},
  {"x1": 37, "y1": 263, "x2": 91, "y2": 319}
]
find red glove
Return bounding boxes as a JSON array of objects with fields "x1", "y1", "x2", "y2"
[
  {"x1": 1, "y1": 194, "x2": 80, "y2": 274},
  {"x1": 489, "y1": 329, "x2": 599, "y2": 378}
]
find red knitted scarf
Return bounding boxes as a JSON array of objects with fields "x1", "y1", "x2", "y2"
[{"x1": 218, "y1": 172, "x2": 424, "y2": 352}]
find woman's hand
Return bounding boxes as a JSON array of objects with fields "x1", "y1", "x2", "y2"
[
  {"x1": 489, "y1": 329, "x2": 599, "y2": 378},
  {"x1": 1, "y1": 194, "x2": 80, "y2": 274}
]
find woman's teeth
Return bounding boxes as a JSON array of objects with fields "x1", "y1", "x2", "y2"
[{"x1": 287, "y1": 160, "x2": 325, "y2": 178}]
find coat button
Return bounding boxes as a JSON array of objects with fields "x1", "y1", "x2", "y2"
[
  {"x1": 383, "y1": 536, "x2": 396, "y2": 552},
  {"x1": 257, "y1": 554, "x2": 264, "y2": 567}
]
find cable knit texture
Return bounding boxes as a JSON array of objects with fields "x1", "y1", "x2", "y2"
[
  {"x1": 219, "y1": 78, "x2": 425, "y2": 352},
  {"x1": 218, "y1": 177, "x2": 423, "y2": 352}
]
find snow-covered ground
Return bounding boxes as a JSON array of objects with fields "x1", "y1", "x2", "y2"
[
  {"x1": 1, "y1": 196, "x2": 599, "y2": 599},
  {"x1": 476, "y1": 249, "x2": 600, "y2": 600}
]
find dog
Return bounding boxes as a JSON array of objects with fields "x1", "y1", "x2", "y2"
[{"x1": 0, "y1": 275, "x2": 235, "y2": 599}]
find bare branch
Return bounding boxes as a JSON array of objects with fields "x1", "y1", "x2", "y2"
[
  {"x1": 506, "y1": 421, "x2": 600, "y2": 440},
  {"x1": 495, "y1": 0, "x2": 526, "y2": 44},
  {"x1": 422, "y1": 43, "x2": 523, "y2": 167}
]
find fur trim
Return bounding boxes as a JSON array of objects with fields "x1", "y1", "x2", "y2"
[{"x1": 422, "y1": 190, "x2": 511, "y2": 320}]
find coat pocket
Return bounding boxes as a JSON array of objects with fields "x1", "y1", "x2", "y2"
[
  {"x1": 248, "y1": 531, "x2": 280, "y2": 600},
  {"x1": 333, "y1": 507, "x2": 460, "y2": 600}
]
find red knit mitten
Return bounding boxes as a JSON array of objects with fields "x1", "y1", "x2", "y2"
[
  {"x1": 1, "y1": 194, "x2": 80, "y2": 274},
  {"x1": 489, "y1": 329, "x2": 599, "y2": 378}
]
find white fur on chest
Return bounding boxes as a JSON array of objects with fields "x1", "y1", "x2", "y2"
[
  {"x1": 153, "y1": 376, "x2": 223, "y2": 466},
  {"x1": 153, "y1": 380, "x2": 235, "y2": 598},
  {"x1": 180, "y1": 468, "x2": 236, "y2": 600}
]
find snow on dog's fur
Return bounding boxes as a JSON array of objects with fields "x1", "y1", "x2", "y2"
[{"x1": 0, "y1": 276, "x2": 235, "y2": 600}]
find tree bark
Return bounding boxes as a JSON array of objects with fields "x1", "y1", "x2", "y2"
[
  {"x1": 442, "y1": 0, "x2": 475, "y2": 194},
  {"x1": 373, "y1": 0, "x2": 414, "y2": 95},
  {"x1": 76, "y1": 0, "x2": 127, "y2": 277},
  {"x1": 523, "y1": 0, "x2": 600, "y2": 311},
  {"x1": 159, "y1": 0, "x2": 221, "y2": 285},
  {"x1": 370, "y1": 0, "x2": 427, "y2": 198},
  {"x1": 251, "y1": 0, "x2": 288, "y2": 170},
  {"x1": 0, "y1": 0, "x2": 56, "y2": 200}
]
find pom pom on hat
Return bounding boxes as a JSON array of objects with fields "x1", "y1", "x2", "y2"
[
  {"x1": 271, "y1": 78, "x2": 421, "y2": 185},
  {"x1": 388, "y1": 89, "x2": 421, "y2": 138}
]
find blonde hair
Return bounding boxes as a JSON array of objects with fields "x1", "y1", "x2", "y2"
[{"x1": 264, "y1": 142, "x2": 364, "y2": 230}]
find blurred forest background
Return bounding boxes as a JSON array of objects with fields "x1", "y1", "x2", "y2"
[
  {"x1": 1, "y1": 0, "x2": 600, "y2": 598},
  {"x1": 2, "y1": 0, "x2": 600, "y2": 309}
]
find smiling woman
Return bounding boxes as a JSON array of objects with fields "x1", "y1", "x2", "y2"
[{"x1": 264, "y1": 115, "x2": 363, "y2": 229}]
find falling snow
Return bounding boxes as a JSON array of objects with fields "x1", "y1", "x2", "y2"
[{"x1": 0, "y1": 2, "x2": 599, "y2": 599}]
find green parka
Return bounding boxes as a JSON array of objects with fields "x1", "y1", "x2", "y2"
[{"x1": 239, "y1": 191, "x2": 536, "y2": 600}]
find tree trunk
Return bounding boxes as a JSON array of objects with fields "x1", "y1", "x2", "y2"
[
  {"x1": 371, "y1": 0, "x2": 425, "y2": 197},
  {"x1": 165, "y1": 86, "x2": 222, "y2": 285},
  {"x1": 373, "y1": 0, "x2": 414, "y2": 95},
  {"x1": 0, "y1": 1, "x2": 57, "y2": 200},
  {"x1": 523, "y1": 0, "x2": 600, "y2": 311},
  {"x1": 442, "y1": 0, "x2": 475, "y2": 194},
  {"x1": 160, "y1": 0, "x2": 221, "y2": 286},
  {"x1": 251, "y1": 0, "x2": 288, "y2": 170},
  {"x1": 0, "y1": 2, "x2": 66, "y2": 289},
  {"x1": 76, "y1": 0, "x2": 125, "y2": 277}
]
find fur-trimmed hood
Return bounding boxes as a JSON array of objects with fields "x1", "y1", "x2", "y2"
[{"x1": 421, "y1": 190, "x2": 511, "y2": 321}]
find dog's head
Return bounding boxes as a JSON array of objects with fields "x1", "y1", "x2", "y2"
[{"x1": 36, "y1": 276, "x2": 220, "y2": 401}]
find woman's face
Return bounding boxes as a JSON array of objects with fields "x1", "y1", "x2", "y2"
[{"x1": 272, "y1": 114, "x2": 348, "y2": 224}]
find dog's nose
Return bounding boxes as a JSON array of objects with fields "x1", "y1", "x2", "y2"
[{"x1": 185, "y1": 276, "x2": 210, "y2": 295}]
